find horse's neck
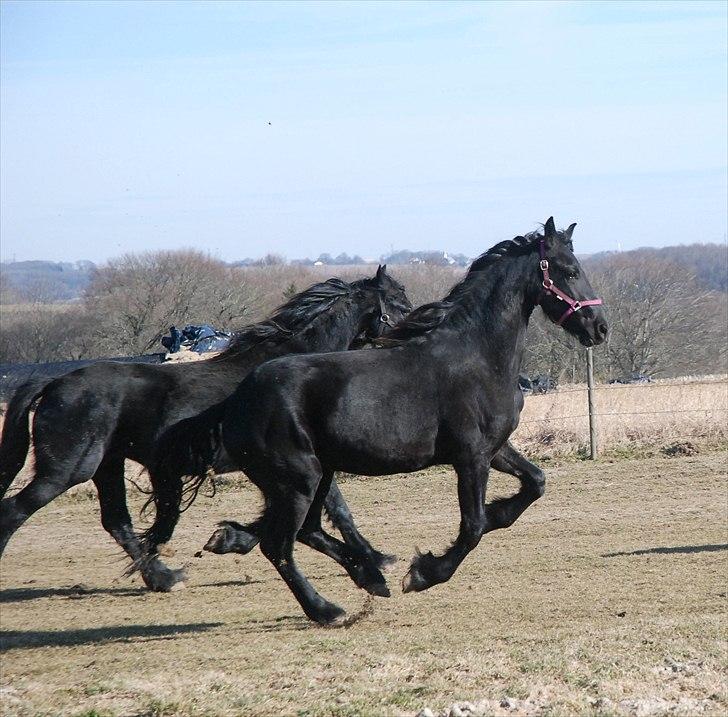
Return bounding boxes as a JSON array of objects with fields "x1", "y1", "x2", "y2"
[
  {"x1": 222, "y1": 297, "x2": 362, "y2": 370},
  {"x1": 283, "y1": 298, "x2": 362, "y2": 354},
  {"x1": 455, "y1": 256, "x2": 537, "y2": 380}
]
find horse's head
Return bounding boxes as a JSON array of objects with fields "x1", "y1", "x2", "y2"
[
  {"x1": 536, "y1": 217, "x2": 608, "y2": 347},
  {"x1": 355, "y1": 265, "x2": 412, "y2": 343}
]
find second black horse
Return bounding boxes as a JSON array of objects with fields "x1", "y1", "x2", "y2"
[{"x1": 0, "y1": 268, "x2": 411, "y2": 590}]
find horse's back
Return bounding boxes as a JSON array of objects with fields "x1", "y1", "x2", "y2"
[{"x1": 227, "y1": 348, "x2": 442, "y2": 476}]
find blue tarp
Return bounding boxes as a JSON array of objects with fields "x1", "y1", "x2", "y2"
[{"x1": 162, "y1": 324, "x2": 232, "y2": 354}]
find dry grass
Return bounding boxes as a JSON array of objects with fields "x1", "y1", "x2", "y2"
[
  {"x1": 515, "y1": 375, "x2": 728, "y2": 459},
  {"x1": 1, "y1": 451, "x2": 727, "y2": 717}
]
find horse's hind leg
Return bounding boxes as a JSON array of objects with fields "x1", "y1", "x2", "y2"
[
  {"x1": 483, "y1": 441, "x2": 545, "y2": 533},
  {"x1": 297, "y1": 472, "x2": 389, "y2": 598},
  {"x1": 93, "y1": 458, "x2": 185, "y2": 592},
  {"x1": 323, "y1": 480, "x2": 396, "y2": 570},
  {"x1": 204, "y1": 478, "x2": 396, "y2": 573},
  {"x1": 257, "y1": 462, "x2": 346, "y2": 625},
  {"x1": 94, "y1": 455, "x2": 140, "y2": 560},
  {"x1": 0, "y1": 443, "x2": 104, "y2": 557}
]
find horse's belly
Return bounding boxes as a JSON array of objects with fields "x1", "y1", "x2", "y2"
[
  {"x1": 322, "y1": 412, "x2": 437, "y2": 476},
  {"x1": 332, "y1": 450, "x2": 434, "y2": 476}
]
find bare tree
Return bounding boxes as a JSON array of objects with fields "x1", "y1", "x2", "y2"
[
  {"x1": 589, "y1": 257, "x2": 726, "y2": 378},
  {"x1": 84, "y1": 250, "x2": 256, "y2": 355},
  {"x1": 523, "y1": 313, "x2": 584, "y2": 382},
  {"x1": 2, "y1": 249, "x2": 725, "y2": 381},
  {"x1": 0, "y1": 305, "x2": 94, "y2": 363},
  {"x1": 387, "y1": 264, "x2": 463, "y2": 308}
]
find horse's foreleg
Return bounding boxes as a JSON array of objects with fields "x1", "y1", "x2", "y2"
[
  {"x1": 124, "y1": 466, "x2": 187, "y2": 592},
  {"x1": 485, "y1": 441, "x2": 545, "y2": 533},
  {"x1": 402, "y1": 455, "x2": 489, "y2": 593}
]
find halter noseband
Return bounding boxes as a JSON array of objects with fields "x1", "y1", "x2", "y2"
[{"x1": 539, "y1": 239, "x2": 603, "y2": 326}]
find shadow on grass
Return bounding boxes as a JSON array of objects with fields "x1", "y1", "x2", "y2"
[
  {"x1": 0, "y1": 584, "x2": 148, "y2": 603},
  {"x1": 243, "y1": 615, "x2": 312, "y2": 633},
  {"x1": 195, "y1": 579, "x2": 263, "y2": 589},
  {"x1": 0, "y1": 621, "x2": 223, "y2": 651},
  {"x1": 603, "y1": 543, "x2": 728, "y2": 558}
]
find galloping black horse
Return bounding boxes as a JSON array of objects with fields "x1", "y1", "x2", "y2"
[
  {"x1": 174, "y1": 218, "x2": 607, "y2": 623},
  {"x1": 0, "y1": 268, "x2": 411, "y2": 590}
]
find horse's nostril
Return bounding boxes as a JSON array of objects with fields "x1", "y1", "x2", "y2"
[{"x1": 597, "y1": 322, "x2": 608, "y2": 338}]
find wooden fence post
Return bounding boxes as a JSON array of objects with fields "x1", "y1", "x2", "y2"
[{"x1": 586, "y1": 347, "x2": 598, "y2": 459}]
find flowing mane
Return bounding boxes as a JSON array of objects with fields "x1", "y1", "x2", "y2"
[
  {"x1": 378, "y1": 231, "x2": 543, "y2": 344},
  {"x1": 210, "y1": 278, "x2": 354, "y2": 361}
]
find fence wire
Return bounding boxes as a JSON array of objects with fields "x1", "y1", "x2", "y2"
[
  {"x1": 520, "y1": 378, "x2": 728, "y2": 427},
  {"x1": 525, "y1": 379, "x2": 728, "y2": 396},
  {"x1": 520, "y1": 407, "x2": 728, "y2": 425}
]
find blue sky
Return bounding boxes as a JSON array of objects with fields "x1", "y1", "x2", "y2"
[{"x1": 1, "y1": 0, "x2": 726, "y2": 263}]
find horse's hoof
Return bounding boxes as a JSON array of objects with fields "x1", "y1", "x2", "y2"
[
  {"x1": 203, "y1": 525, "x2": 259, "y2": 555},
  {"x1": 314, "y1": 603, "x2": 347, "y2": 626},
  {"x1": 203, "y1": 528, "x2": 229, "y2": 554},
  {"x1": 169, "y1": 580, "x2": 187, "y2": 592},
  {"x1": 322, "y1": 613, "x2": 349, "y2": 628},
  {"x1": 144, "y1": 566, "x2": 187, "y2": 593},
  {"x1": 367, "y1": 582, "x2": 391, "y2": 598},
  {"x1": 401, "y1": 568, "x2": 428, "y2": 593}
]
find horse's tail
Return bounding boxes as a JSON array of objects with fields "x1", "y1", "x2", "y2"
[
  {"x1": 0, "y1": 379, "x2": 50, "y2": 499},
  {"x1": 138, "y1": 402, "x2": 227, "y2": 551}
]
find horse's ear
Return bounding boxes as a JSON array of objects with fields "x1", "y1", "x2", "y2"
[
  {"x1": 543, "y1": 216, "x2": 557, "y2": 249},
  {"x1": 565, "y1": 222, "x2": 577, "y2": 241},
  {"x1": 376, "y1": 264, "x2": 388, "y2": 283}
]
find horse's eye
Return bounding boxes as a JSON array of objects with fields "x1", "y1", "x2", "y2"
[{"x1": 567, "y1": 271, "x2": 579, "y2": 280}]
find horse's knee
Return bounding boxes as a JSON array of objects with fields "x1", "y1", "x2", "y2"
[{"x1": 529, "y1": 468, "x2": 546, "y2": 499}]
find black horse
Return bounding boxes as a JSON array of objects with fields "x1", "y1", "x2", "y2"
[
  {"x1": 175, "y1": 218, "x2": 607, "y2": 624},
  {"x1": 0, "y1": 268, "x2": 411, "y2": 590}
]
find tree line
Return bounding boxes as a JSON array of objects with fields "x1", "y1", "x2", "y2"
[{"x1": 1, "y1": 244, "x2": 726, "y2": 381}]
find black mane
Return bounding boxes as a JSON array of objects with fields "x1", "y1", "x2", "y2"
[
  {"x1": 378, "y1": 231, "x2": 543, "y2": 344},
  {"x1": 211, "y1": 278, "x2": 354, "y2": 361}
]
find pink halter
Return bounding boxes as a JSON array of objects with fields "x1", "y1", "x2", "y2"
[{"x1": 539, "y1": 239, "x2": 603, "y2": 326}]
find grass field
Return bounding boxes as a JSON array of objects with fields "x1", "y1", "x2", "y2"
[{"x1": 1, "y1": 449, "x2": 726, "y2": 716}]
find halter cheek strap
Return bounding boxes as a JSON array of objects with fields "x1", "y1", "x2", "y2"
[
  {"x1": 539, "y1": 239, "x2": 603, "y2": 326},
  {"x1": 378, "y1": 293, "x2": 396, "y2": 328}
]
